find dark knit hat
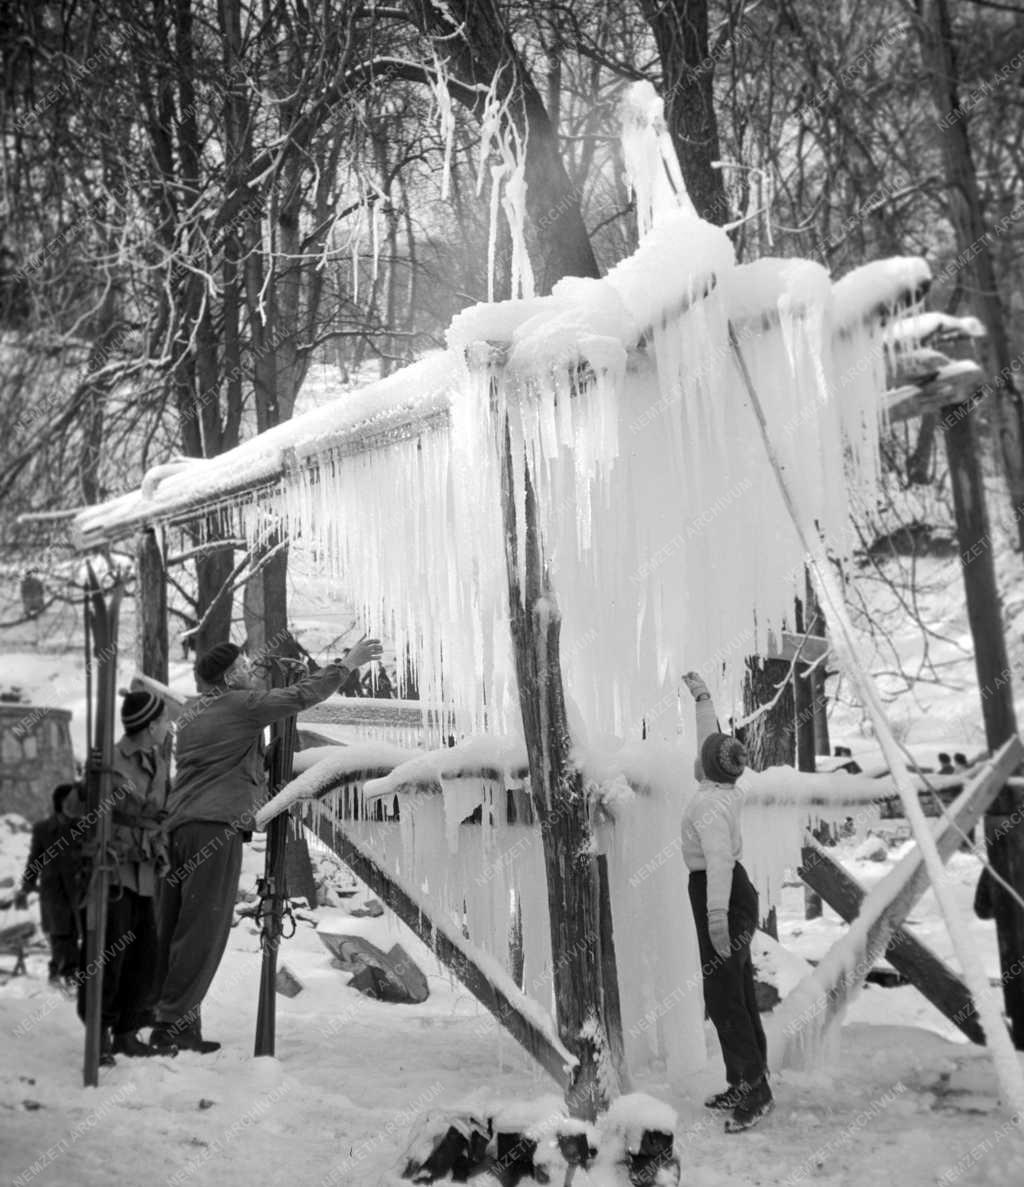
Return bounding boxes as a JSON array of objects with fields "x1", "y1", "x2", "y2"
[
  {"x1": 121, "y1": 690, "x2": 164, "y2": 734},
  {"x1": 194, "y1": 641, "x2": 241, "y2": 685},
  {"x1": 701, "y1": 732, "x2": 748, "y2": 784}
]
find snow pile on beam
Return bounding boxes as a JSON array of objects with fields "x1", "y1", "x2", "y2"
[
  {"x1": 72, "y1": 352, "x2": 461, "y2": 547},
  {"x1": 255, "y1": 741, "x2": 418, "y2": 828},
  {"x1": 891, "y1": 311, "x2": 987, "y2": 344},
  {"x1": 831, "y1": 257, "x2": 931, "y2": 331},
  {"x1": 362, "y1": 735, "x2": 529, "y2": 802}
]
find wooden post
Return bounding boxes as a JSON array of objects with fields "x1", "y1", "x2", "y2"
[
  {"x1": 743, "y1": 652, "x2": 794, "y2": 938},
  {"x1": 794, "y1": 588, "x2": 823, "y2": 920},
  {"x1": 497, "y1": 408, "x2": 622, "y2": 1119},
  {"x1": 136, "y1": 528, "x2": 168, "y2": 682},
  {"x1": 943, "y1": 392, "x2": 1024, "y2": 1046}
]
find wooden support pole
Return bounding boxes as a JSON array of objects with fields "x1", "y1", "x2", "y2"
[
  {"x1": 310, "y1": 809, "x2": 574, "y2": 1092},
  {"x1": 136, "y1": 527, "x2": 169, "y2": 683},
  {"x1": 794, "y1": 593, "x2": 822, "y2": 921},
  {"x1": 942, "y1": 394, "x2": 1024, "y2": 1046},
  {"x1": 497, "y1": 407, "x2": 623, "y2": 1118}
]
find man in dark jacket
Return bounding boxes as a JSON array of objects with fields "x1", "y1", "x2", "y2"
[
  {"x1": 16, "y1": 783, "x2": 83, "y2": 985},
  {"x1": 150, "y1": 638, "x2": 381, "y2": 1054}
]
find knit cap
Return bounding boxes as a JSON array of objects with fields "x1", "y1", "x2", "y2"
[
  {"x1": 700, "y1": 732, "x2": 748, "y2": 784},
  {"x1": 121, "y1": 690, "x2": 164, "y2": 733},
  {"x1": 194, "y1": 641, "x2": 242, "y2": 685}
]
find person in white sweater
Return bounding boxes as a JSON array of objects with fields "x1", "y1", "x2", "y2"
[{"x1": 680, "y1": 671, "x2": 772, "y2": 1133}]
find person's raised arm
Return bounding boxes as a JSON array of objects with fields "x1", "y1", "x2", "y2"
[
  {"x1": 682, "y1": 671, "x2": 719, "y2": 780},
  {"x1": 245, "y1": 638, "x2": 384, "y2": 726}
]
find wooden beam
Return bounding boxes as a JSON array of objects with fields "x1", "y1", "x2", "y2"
[
  {"x1": 763, "y1": 630, "x2": 830, "y2": 665},
  {"x1": 785, "y1": 735, "x2": 1022, "y2": 1043},
  {"x1": 884, "y1": 360, "x2": 986, "y2": 424},
  {"x1": 798, "y1": 838, "x2": 984, "y2": 1044},
  {"x1": 310, "y1": 808, "x2": 574, "y2": 1092}
]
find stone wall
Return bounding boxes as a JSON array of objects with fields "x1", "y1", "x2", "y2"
[{"x1": 0, "y1": 705, "x2": 76, "y2": 821}]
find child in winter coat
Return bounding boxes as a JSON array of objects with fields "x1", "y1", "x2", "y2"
[
  {"x1": 16, "y1": 783, "x2": 83, "y2": 985},
  {"x1": 77, "y1": 690, "x2": 171, "y2": 1063},
  {"x1": 680, "y1": 671, "x2": 773, "y2": 1132}
]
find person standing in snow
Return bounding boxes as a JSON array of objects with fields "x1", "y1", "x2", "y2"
[
  {"x1": 680, "y1": 671, "x2": 772, "y2": 1132},
  {"x1": 76, "y1": 690, "x2": 172, "y2": 1063},
  {"x1": 150, "y1": 638, "x2": 382, "y2": 1055},
  {"x1": 15, "y1": 782, "x2": 84, "y2": 987}
]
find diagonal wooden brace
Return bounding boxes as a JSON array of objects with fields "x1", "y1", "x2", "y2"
[
  {"x1": 796, "y1": 735, "x2": 1022, "y2": 1042},
  {"x1": 799, "y1": 842, "x2": 984, "y2": 1043},
  {"x1": 310, "y1": 806, "x2": 575, "y2": 1093}
]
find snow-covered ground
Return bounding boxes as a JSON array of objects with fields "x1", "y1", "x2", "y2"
[{"x1": 3, "y1": 819, "x2": 1023, "y2": 1187}]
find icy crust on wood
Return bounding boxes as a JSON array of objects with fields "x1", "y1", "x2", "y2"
[
  {"x1": 891, "y1": 311, "x2": 987, "y2": 344},
  {"x1": 74, "y1": 218, "x2": 927, "y2": 744},
  {"x1": 362, "y1": 735, "x2": 529, "y2": 801},
  {"x1": 722, "y1": 257, "x2": 832, "y2": 325},
  {"x1": 446, "y1": 208, "x2": 732, "y2": 353},
  {"x1": 584, "y1": 739, "x2": 878, "y2": 919},
  {"x1": 831, "y1": 257, "x2": 932, "y2": 331},
  {"x1": 604, "y1": 1092, "x2": 678, "y2": 1149},
  {"x1": 72, "y1": 352, "x2": 461, "y2": 544},
  {"x1": 490, "y1": 1094, "x2": 567, "y2": 1136},
  {"x1": 254, "y1": 741, "x2": 417, "y2": 828}
]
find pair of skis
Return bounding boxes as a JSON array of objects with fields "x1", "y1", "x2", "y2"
[
  {"x1": 81, "y1": 563, "x2": 123, "y2": 1087},
  {"x1": 253, "y1": 656, "x2": 300, "y2": 1057}
]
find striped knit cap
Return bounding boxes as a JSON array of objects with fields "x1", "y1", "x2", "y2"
[
  {"x1": 700, "y1": 732, "x2": 748, "y2": 784},
  {"x1": 121, "y1": 690, "x2": 164, "y2": 734}
]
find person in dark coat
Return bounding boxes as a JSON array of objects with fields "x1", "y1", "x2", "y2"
[
  {"x1": 75, "y1": 690, "x2": 172, "y2": 1063},
  {"x1": 679, "y1": 671, "x2": 773, "y2": 1134},
  {"x1": 16, "y1": 783, "x2": 83, "y2": 985},
  {"x1": 150, "y1": 638, "x2": 382, "y2": 1055}
]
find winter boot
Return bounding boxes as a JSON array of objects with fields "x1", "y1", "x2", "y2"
[
  {"x1": 725, "y1": 1078, "x2": 774, "y2": 1134},
  {"x1": 704, "y1": 1085, "x2": 745, "y2": 1111},
  {"x1": 147, "y1": 1023, "x2": 180, "y2": 1056},
  {"x1": 99, "y1": 1028, "x2": 117, "y2": 1068},
  {"x1": 112, "y1": 1030, "x2": 158, "y2": 1057},
  {"x1": 174, "y1": 1022, "x2": 221, "y2": 1055}
]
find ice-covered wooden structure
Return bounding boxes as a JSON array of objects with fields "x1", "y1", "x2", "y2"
[{"x1": 69, "y1": 89, "x2": 1024, "y2": 1116}]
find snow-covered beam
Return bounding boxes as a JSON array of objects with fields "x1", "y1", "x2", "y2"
[
  {"x1": 883, "y1": 359, "x2": 985, "y2": 424},
  {"x1": 70, "y1": 353, "x2": 461, "y2": 549}
]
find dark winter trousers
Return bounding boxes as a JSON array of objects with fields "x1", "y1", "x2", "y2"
[
  {"x1": 76, "y1": 888, "x2": 160, "y2": 1034},
  {"x1": 154, "y1": 821, "x2": 243, "y2": 1034},
  {"x1": 688, "y1": 862, "x2": 768, "y2": 1089},
  {"x1": 46, "y1": 932, "x2": 80, "y2": 981}
]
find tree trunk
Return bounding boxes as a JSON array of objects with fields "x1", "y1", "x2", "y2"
[
  {"x1": 136, "y1": 528, "x2": 168, "y2": 683},
  {"x1": 410, "y1": 0, "x2": 599, "y2": 293},
  {"x1": 639, "y1": 0, "x2": 730, "y2": 225},
  {"x1": 943, "y1": 387, "x2": 1024, "y2": 1046},
  {"x1": 915, "y1": 0, "x2": 1024, "y2": 552},
  {"x1": 742, "y1": 657, "x2": 796, "y2": 771},
  {"x1": 498, "y1": 411, "x2": 621, "y2": 1118}
]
